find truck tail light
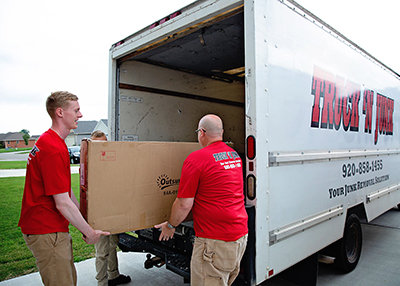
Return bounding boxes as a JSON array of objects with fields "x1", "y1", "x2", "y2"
[
  {"x1": 246, "y1": 136, "x2": 256, "y2": 200},
  {"x1": 247, "y1": 174, "x2": 256, "y2": 200},
  {"x1": 247, "y1": 135, "x2": 255, "y2": 160}
]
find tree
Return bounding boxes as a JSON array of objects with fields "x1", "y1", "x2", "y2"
[{"x1": 20, "y1": 129, "x2": 30, "y2": 146}]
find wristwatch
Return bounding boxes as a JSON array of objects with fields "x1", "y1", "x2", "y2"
[{"x1": 167, "y1": 221, "x2": 177, "y2": 229}]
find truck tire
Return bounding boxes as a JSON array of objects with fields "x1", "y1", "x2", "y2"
[{"x1": 334, "y1": 214, "x2": 362, "y2": 273}]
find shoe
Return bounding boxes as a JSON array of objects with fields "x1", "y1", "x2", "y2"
[{"x1": 108, "y1": 274, "x2": 131, "y2": 286}]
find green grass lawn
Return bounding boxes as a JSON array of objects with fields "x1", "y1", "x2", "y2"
[
  {"x1": 0, "y1": 161, "x2": 27, "y2": 170},
  {"x1": 0, "y1": 148, "x2": 31, "y2": 153},
  {"x1": 0, "y1": 174, "x2": 95, "y2": 281}
]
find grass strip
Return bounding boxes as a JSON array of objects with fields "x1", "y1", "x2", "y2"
[
  {"x1": 0, "y1": 161, "x2": 27, "y2": 170},
  {"x1": 0, "y1": 148, "x2": 31, "y2": 153},
  {"x1": 0, "y1": 174, "x2": 95, "y2": 281}
]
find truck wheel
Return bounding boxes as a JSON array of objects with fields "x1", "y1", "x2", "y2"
[{"x1": 334, "y1": 214, "x2": 362, "y2": 273}]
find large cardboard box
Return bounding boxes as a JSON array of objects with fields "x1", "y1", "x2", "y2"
[{"x1": 80, "y1": 140, "x2": 200, "y2": 234}]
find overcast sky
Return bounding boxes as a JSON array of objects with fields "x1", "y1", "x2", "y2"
[{"x1": 1, "y1": 0, "x2": 399, "y2": 136}]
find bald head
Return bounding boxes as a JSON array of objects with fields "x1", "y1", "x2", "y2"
[
  {"x1": 197, "y1": 114, "x2": 224, "y2": 147},
  {"x1": 199, "y1": 114, "x2": 223, "y2": 136}
]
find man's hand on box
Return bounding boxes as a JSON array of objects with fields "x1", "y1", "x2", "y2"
[
  {"x1": 83, "y1": 230, "x2": 110, "y2": 244},
  {"x1": 155, "y1": 221, "x2": 175, "y2": 241}
]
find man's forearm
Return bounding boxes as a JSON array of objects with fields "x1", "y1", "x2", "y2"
[
  {"x1": 55, "y1": 195, "x2": 94, "y2": 237},
  {"x1": 54, "y1": 193, "x2": 109, "y2": 244},
  {"x1": 169, "y1": 197, "x2": 194, "y2": 227},
  {"x1": 71, "y1": 189, "x2": 79, "y2": 209}
]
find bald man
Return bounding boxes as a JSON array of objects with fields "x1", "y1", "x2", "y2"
[{"x1": 156, "y1": 114, "x2": 248, "y2": 286}]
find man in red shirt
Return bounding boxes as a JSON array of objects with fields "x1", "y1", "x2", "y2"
[
  {"x1": 156, "y1": 114, "x2": 248, "y2": 286},
  {"x1": 19, "y1": 91, "x2": 109, "y2": 286}
]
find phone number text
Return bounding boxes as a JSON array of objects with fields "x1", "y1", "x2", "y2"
[{"x1": 342, "y1": 160, "x2": 383, "y2": 178}]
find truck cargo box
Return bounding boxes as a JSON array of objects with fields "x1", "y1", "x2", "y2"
[{"x1": 107, "y1": 0, "x2": 400, "y2": 284}]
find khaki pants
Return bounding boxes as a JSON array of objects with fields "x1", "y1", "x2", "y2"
[
  {"x1": 23, "y1": 232, "x2": 77, "y2": 286},
  {"x1": 95, "y1": 234, "x2": 120, "y2": 286},
  {"x1": 191, "y1": 234, "x2": 248, "y2": 286}
]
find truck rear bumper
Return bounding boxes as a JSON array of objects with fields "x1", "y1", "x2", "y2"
[{"x1": 118, "y1": 231, "x2": 191, "y2": 281}]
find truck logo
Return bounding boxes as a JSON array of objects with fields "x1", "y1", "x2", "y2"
[
  {"x1": 310, "y1": 65, "x2": 394, "y2": 145},
  {"x1": 27, "y1": 145, "x2": 40, "y2": 165},
  {"x1": 30, "y1": 145, "x2": 40, "y2": 157}
]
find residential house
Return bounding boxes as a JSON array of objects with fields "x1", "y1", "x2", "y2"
[
  {"x1": 0, "y1": 132, "x2": 37, "y2": 149},
  {"x1": 93, "y1": 119, "x2": 109, "y2": 138},
  {"x1": 65, "y1": 119, "x2": 108, "y2": 146}
]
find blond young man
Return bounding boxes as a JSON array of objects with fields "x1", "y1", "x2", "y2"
[
  {"x1": 90, "y1": 130, "x2": 131, "y2": 286},
  {"x1": 19, "y1": 91, "x2": 109, "y2": 286}
]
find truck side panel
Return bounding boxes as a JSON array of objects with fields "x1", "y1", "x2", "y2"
[{"x1": 245, "y1": 0, "x2": 400, "y2": 282}]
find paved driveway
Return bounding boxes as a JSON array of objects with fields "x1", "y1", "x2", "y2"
[
  {"x1": 0, "y1": 151, "x2": 29, "y2": 161},
  {"x1": 0, "y1": 151, "x2": 79, "y2": 177},
  {"x1": 0, "y1": 167, "x2": 79, "y2": 178}
]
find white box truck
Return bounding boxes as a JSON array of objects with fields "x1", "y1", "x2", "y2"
[{"x1": 107, "y1": 0, "x2": 400, "y2": 284}]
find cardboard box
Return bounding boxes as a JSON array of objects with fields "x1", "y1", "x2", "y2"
[{"x1": 80, "y1": 140, "x2": 200, "y2": 234}]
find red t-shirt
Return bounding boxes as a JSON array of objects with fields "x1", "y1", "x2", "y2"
[
  {"x1": 18, "y1": 129, "x2": 71, "y2": 234},
  {"x1": 178, "y1": 141, "x2": 248, "y2": 241}
]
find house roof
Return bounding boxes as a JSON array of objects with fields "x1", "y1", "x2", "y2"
[
  {"x1": 0, "y1": 133, "x2": 9, "y2": 140},
  {"x1": 0, "y1": 132, "x2": 36, "y2": 141},
  {"x1": 100, "y1": 119, "x2": 108, "y2": 127},
  {"x1": 73, "y1": 121, "x2": 98, "y2": 134}
]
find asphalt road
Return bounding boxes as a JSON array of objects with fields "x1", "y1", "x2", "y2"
[{"x1": 0, "y1": 151, "x2": 30, "y2": 161}]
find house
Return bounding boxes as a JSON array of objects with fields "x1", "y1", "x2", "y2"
[
  {"x1": 93, "y1": 119, "x2": 108, "y2": 137},
  {"x1": 0, "y1": 132, "x2": 37, "y2": 149},
  {"x1": 65, "y1": 119, "x2": 108, "y2": 146}
]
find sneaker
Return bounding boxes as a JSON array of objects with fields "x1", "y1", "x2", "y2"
[{"x1": 108, "y1": 274, "x2": 131, "y2": 286}]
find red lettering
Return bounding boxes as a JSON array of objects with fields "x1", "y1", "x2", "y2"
[
  {"x1": 363, "y1": 89, "x2": 374, "y2": 133},
  {"x1": 375, "y1": 93, "x2": 387, "y2": 144},
  {"x1": 311, "y1": 66, "x2": 325, "y2": 128},
  {"x1": 320, "y1": 71, "x2": 335, "y2": 129},
  {"x1": 350, "y1": 86, "x2": 361, "y2": 132},
  {"x1": 342, "y1": 81, "x2": 352, "y2": 131},
  {"x1": 310, "y1": 66, "x2": 394, "y2": 145},
  {"x1": 334, "y1": 76, "x2": 344, "y2": 130},
  {"x1": 387, "y1": 98, "x2": 394, "y2": 135}
]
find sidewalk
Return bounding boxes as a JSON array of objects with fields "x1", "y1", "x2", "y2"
[
  {"x1": 0, "y1": 251, "x2": 186, "y2": 286},
  {"x1": 0, "y1": 166, "x2": 80, "y2": 178}
]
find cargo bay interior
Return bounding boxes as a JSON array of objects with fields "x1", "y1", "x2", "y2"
[{"x1": 116, "y1": 8, "x2": 246, "y2": 154}]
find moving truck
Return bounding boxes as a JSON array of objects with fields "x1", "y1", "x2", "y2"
[{"x1": 107, "y1": 0, "x2": 400, "y2": 284}]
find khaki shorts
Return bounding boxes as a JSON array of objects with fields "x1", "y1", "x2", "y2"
[
  {"x1": 191, "y1": 234, "x2": 248, "y2": 286},
  {"x1": 23, "y1": 232, "x2": 77, "y2": 286}
]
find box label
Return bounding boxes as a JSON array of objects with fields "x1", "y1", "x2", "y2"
[
  {"x1": 157, "y1": 174, "x2": 180, "y2": 196},
  {"x1": 100, "y1": 150, "x2": 116, "y2": 161}
]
